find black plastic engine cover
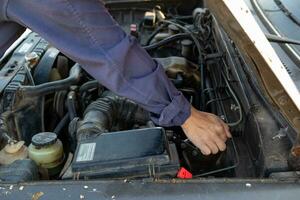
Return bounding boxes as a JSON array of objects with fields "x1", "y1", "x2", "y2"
[{"x1": 72, "y1": 128, "x2": 179, "y2": 179}]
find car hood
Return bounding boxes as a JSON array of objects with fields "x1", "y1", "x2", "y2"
[{"x1": 206, "y1": 0, "x2": 300, "y2": 150}]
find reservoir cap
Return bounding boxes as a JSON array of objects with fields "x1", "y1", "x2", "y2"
[{"x1": 32, "y1": 132, "x2": 57, "y2": 148}]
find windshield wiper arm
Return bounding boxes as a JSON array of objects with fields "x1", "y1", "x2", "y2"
[{"x1": 265, "y1": 33, "x2": 300, "y2": 46}]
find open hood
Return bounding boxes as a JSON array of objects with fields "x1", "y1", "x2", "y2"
[
  {"x1": 1, "y1": 1, "x2": 300, "y2": 199},
  {"x1": 206, "y1": 0, "x2": 300, "y2": 152}
]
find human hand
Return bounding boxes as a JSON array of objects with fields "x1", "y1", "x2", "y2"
[{"x1": 181, "y1": 106, "x2": 232, "y2": 155}]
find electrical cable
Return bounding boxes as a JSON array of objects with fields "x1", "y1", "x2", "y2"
[
  {"x1": 144, "y1": 33, "x2": 191, "y2": 51},
  {"x1": 159, "y1": 20, "x2": 206, "y2": 110},
  {"x1": 145, "y1": 24, "x2": 168, "y2": 46},
  {"x1": 206, "y1": 96, "x2": 231, "y2": 107},
  {"x1": 221, "y1": 72, "x2": 243, "y2": 127},
  {"x1": 161, "y1": 20, "x2": 203, "y2": 63}
]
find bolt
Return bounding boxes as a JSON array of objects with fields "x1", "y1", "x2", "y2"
[{"x1": 25, "y1": 52, "x2": 39, "y2": 66}]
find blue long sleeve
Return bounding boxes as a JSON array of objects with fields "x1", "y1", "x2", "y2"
[{"x1": 0, "y1": 0, "x2": 191, "y2": 126}]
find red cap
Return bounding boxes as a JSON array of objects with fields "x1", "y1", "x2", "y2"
[{"x1": 177, "y1": 167, "x2": 193, "y2": 179}]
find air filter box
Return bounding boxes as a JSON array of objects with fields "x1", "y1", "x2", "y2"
[{"x1": 72, "y1": 128, "x2": 179, "y2": 179}]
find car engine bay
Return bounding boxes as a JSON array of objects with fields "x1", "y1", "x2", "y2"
[{"x1": 0, "y1": 1, "x2": 294, "y2": 183}]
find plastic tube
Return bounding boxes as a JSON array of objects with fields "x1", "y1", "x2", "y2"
[{"x1": 20, "y1": 64, "x2": 82, "y2": 96}]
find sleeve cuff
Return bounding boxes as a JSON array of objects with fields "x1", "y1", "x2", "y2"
[{"x1": 151, "y1": 92, "x2": 191, "y2": 127}]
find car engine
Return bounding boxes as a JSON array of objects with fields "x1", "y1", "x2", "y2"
[{"x1": 0, "y1": 2, "x2": 292, "y2": 182}]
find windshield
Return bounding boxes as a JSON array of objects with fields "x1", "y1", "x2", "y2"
[{"x1": 246, "y1": 0, "x2": 300, "y2": 91}]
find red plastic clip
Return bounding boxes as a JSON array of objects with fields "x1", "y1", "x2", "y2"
[
  {"x1": 177, "y1": 167, "x2": 193, "y2": 179},
  {"x1": 130, "y1": 24, "x2": 137, "y2": 32},
  {"x1": 130, "y1": 24, "x2": 139, "y2": 38}
]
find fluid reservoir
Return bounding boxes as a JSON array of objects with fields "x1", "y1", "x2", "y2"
[
  {"x1": 0, "y1": 141, "x2": 28, "y2": 165},
  {"x1": 28, "y1": 132, "x2": 64, "y2": 177}
]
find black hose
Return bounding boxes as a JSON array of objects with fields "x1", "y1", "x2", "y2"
[
  {"x1": 76, "y1": 93, "x2": 150, "y2": 141},
  {"x1": 67, "y1": 91, "x2": 78, "y2": 120},
  {"x1": 20, "y1": 64, "x2": 82, "y2": 96},
  {"x1": 161, "y1": 20, "x2": 203, "y2": 63},
  {"x1": 145, "y1": 24, "x2": 168, "y2": 46},
  {"x1": 53, "y1": 113, "x2": 70, "y2": 135},
  {"x1": 144, "y1": 33, "x2": 191, "y2": 51},
  {"x1": 79, "y1": 80, "x2": 99, "y2": 95},
  {"x1": 158, "y1": 20, "x2": 206, "y2": 111}
]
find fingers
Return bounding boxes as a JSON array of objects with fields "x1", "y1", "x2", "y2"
[
  {"x1": 217, "y1": 118, "x2": 232, "y2": 139},
  {"x1": 201, "y1": 129, "x2": 226, "y2": 154},
  {"x1": 194, "y1": 132, "x2": 213, "y2": 155},
  {"x1": 181, "y1": 108, "x2": 232, "y2": 156},
  {"x1": 225, "y1": 126, "x2": 232, "y2": 138},
  {"x1": 205, "y1": 139, "x2": 219, "y2": 154},
  {"x1": 222, "y1": 122, "x2": 232, "y2": 138},
  {"x1": 212, "y1": 119, "x2": 231, "y2": 152},
  {"x1": 184, "y1": 126, "x2": 228, "y2": 155},
  {"x1": 198, "y1": 141, "x2": 212, "y2": 155},
  {"x1": 205, "y1": 130, "x2": 226, "y2": 154},
  {"x1": 214, "y1": 124, "x2": 227, "y2": 142},
  {"x1": 213, "y1": 135, "x2": 226, "y2": 152},
  {"x1": 182, "y1": 126, "x2": 212, "y2": 155}
]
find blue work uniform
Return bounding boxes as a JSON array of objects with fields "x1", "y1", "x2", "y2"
[{"x1": 0, "y1": 0, "x2": 191, "y2": 126}]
